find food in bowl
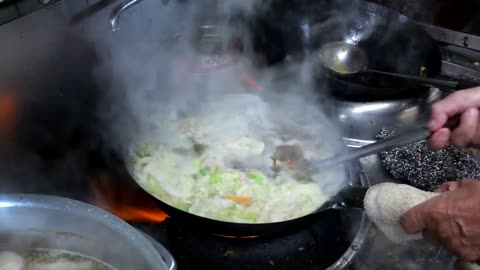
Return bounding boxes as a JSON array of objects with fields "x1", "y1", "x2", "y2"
[{"x1": 0, "y1": 249, "x2": 114, "y2": 270}]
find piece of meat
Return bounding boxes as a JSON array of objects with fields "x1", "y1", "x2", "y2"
[
  {"x1": 273, "y1": 145, "x2": 304, "y2": 162},
  {"x1": 272, "y1": 145, "x2": 312, "y2": 181}
]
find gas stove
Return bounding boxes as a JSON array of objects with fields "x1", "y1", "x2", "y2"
[
  {"x1": 83, "y1": 157, "x2": 371, "y2": 270},
  {"x1": 81, "y1": 151, "x2": 452, "y2": 270},
  {"x1": 132, "y1": 212, "x2": 361, "y2": 270}
]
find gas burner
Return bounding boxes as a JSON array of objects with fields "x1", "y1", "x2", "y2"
[{"x1": 133, "y1": 209, "x2": 367, "y2": 270}]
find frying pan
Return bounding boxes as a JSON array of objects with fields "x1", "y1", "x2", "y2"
[
  {"x1": 122, "y1": 92, "x2": 370, "y2": 237},
  {"x1": 249, "y1": 0, "x2": 444, "y2": 99},
  {"x1": 127, "y1": 162, "x2": 368, "y2": 236},
  {"x1": 118, "y1": 0, "x2": 433, "y2": 237}
]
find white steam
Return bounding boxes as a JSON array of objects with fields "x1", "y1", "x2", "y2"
[{"x1": 95, "y1": 0, "x2": 351, "y2": 199}]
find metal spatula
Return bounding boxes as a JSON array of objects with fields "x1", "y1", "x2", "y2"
[{"x1": 310, "y1": 116, "x2": 461, "y2": 170}]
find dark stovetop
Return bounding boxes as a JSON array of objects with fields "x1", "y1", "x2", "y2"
[{"x1": 132, "y1": 210, "x2": 361, "y2": 270}]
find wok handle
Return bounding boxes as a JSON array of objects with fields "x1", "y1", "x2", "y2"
[{"x1": 329, "y1": 185, "x2": 369, "y2": 210}]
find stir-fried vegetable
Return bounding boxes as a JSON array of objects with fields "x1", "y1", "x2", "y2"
[
  {"x1": 129, "y1": 94, "x2": 337, "y2": 224},
  {"x1": 131, "y1": 138, "x2": 327, "y2": 223},
  {"x1": 224, "y1": 194, "x2": 253, "y2": 205}
]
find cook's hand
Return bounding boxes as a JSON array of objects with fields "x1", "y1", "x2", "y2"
[
  {"x1": 428, "y1": 87, "x2": 480, "y2": 150},
  {"x1": 435, "y1": 181, "x2": 462, "y2": 193},
  {"x1": 400, "y1": 180, "x2": 480, "y2": 262}
]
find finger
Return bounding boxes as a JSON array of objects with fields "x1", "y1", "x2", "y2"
[
  {"x1": 400, "y1": 205, "x2": 427, "y2": 234},
  {"x1": 451, "y1": 108, "x2": 479, "y2": 148},
  {"x1": 473, "y1": 116, "x2": 480, "y2": 146},
  {"x1": 458, "y1": 179, "x2": 477, "y2": 187},
  {"x1": 428, "y1": 128, "x2": 450, "y2": 150},
  {"x1": 435, "y1": 181, "x2": 461, "y2": 193},
  {"x1": 429, "y1": 88, "x2": 480, "y2": 131},
  {"x1": 429, "y1": 103, "x2": 449, "y2": 131},
  {"x1": 459, "y1": 235, "x2": 480, "y2": 247}
]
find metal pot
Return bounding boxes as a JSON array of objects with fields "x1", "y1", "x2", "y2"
[
  {"x1": 0, "y1": 194, "x2": 176, "y2": 270},
  {"x1": 248, "y1": 0, "x2": 443, "y2": 99}
]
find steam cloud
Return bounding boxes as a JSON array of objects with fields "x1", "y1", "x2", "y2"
[{"x1": 88, "y1": 0, "x2": 351, "y2": 198}]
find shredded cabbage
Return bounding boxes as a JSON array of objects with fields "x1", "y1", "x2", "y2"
[
  {"x1": 129, "y1": 94, "x2": 336, "y2": 223},
  {"x1": 131, "y1": 140, "x2": 328, "y2": 223}
]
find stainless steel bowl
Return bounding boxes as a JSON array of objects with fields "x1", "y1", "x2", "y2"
[{"x1": 0, "y1": 194, "x2": 175, "y2": 270}]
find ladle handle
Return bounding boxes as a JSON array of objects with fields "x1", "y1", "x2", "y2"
[{"x1": 367, "y1": 70, "x2": 458, "y2": 91}]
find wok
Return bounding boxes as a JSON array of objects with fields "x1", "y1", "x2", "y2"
[
  {"x1": 127, "y1": 161, "x2": 369, "y2": 236},
  {"x1": 123, "y1": 93, "x2": 370, "y2": 237},
  {"x1": 249, "y1": 0, "x2": 443, "y2": 99}
]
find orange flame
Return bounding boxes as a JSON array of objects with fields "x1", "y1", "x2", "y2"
[
  {"x1": 0, "y1": 89, "x2": 18, "y2": 141},
  {"x1": 102, "y1": 205, "x2": 168, "y2": 223},
  {"x1": 89, "y1": 171, "x2": 169, "y2": 223}
]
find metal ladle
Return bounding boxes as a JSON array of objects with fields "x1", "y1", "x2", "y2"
[{"x1": 317, "y1": 41, "x2": 458, "y2": 91}]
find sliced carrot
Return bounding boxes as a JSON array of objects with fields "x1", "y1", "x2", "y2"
[
  {"x1": 238, "y1": 64, "x2": 263, "y2": 91},
  {"x1": 0, "y1": 90, "x2": 18, "y2": 140},
  {"x1": 224, "y1": 194, "x2": 253, "y2": 205}
]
